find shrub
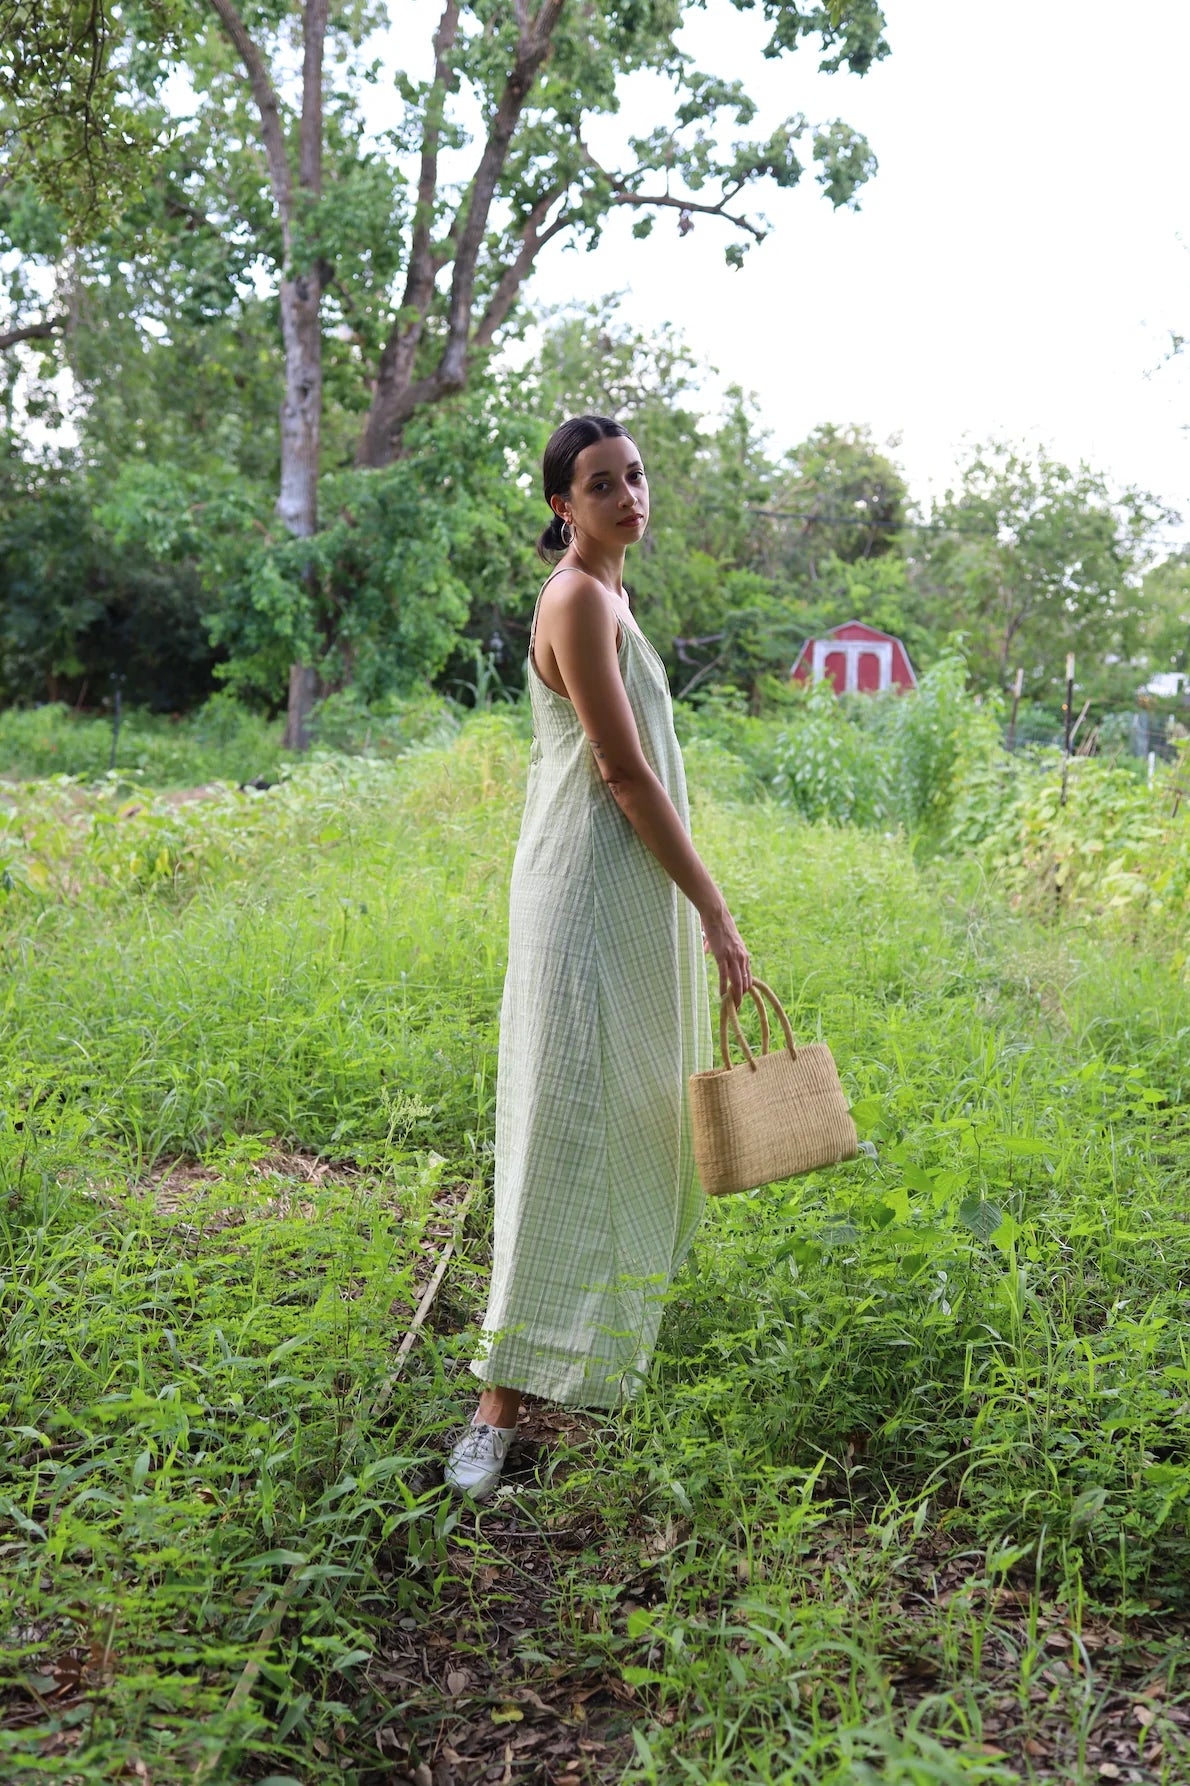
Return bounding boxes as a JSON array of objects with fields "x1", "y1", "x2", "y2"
[
  {"x1": 768, "y1": 653, "x2": 1005, "y2": 836},
  {"x1": 981, "y1": 747, "x2": 1190, "y2": 946}
]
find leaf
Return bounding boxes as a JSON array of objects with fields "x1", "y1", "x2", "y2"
[
  {"x1": 818, "y1": 1216, "x2": 859, "y2": 1246},
  {"x1": 328, "y1": 1648, "x2": 371, "y2": 1671},
  {"x1": 621, "y1": 1665, "x2": 666, "y2": 1686},
  {"x1": 490, "y1": 1704, "x2": 523, "y2": 1724},
  {"x1": 848, "y1": 1097, "x2": 884, "y2": 1132},
  {"x1": 990, "y1": 1211, "x2": 1022, "y2": 1253},
  {"x1": 993, "y1": 1133, "x2": 1053, "y2": 1156},
  {"x1": 773, "y1": 1237, "x2": 822, "y2": 1269},
  {"x1": 931, "y1": 1168, "x2": 970, "y2": 1199},
  {"x1": 881, "y1": 1186, "x2": 911, "y2": 1224},
  {"x1": 1069, "y1": 1486, "x2": 1109, "y2": 1534},
  {"x1": 957, "y1": 1197, "x2": 1004, "y2": 1242},
  {"x1": 245, "y1": 1549, "x2": 308, "y2": 1569},
  {"x1": 626, "y1": 1607, "x2": 661, "y2": 1640}
]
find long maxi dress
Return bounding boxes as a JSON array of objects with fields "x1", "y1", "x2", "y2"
[{"x1": 471, "y1": 576, "x2": 712, "y2": 1409}]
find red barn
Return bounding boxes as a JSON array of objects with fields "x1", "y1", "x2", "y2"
[{"x1": 790, "y1": 620, "x2": 917, "y2": 695}]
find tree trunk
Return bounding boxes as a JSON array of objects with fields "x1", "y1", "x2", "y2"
[
  {"x1": 283, "y1": 0, "x2": 330, "y2": 749},
  {"x1": 278, "y1": 267, "x2": 324, "y2": 751},
  {"x1": 208, "y1": 0, "x2": 329, "y2": 748}
]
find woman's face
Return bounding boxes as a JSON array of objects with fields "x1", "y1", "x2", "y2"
[{"x1": 555, "y1": 434, "x2": 648, "y2": 550}]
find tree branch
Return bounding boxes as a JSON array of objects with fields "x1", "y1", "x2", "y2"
[
  {"x1": 472, "y1": 189, "x2": 571, "y2": 351},
  {"x1": 357, "y1": 0, "x2": 563, "y2": 465},
  {"x1": 0, "y1": 316, "x2": 64, "y2": 351},
  {"x1": 608, "y1": 187, "x2": 765, "y2": 241},
  {"x1": 354, "y1": 0, "x2": 460, "y2": 465},
  {"x1": 300, "y1": 0, "x2": 329, "y2": 197},
  {"x1": 205, "y1": 0, "x2": 293, "y2": 248},
  {"x1": 436, "y1": 0, "x2": 566, "y2": 389}
]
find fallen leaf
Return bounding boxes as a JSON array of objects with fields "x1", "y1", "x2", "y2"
[
  {"x1": 491, "y1": 1705, "x2": 523, "y2": 1725},
  {"x1": 445, "y1": 1668, "x2": 470, "y2": 1695},
  {"x1": 1134, "y1": 1705, "x2": 1156, "y2": 1728}
]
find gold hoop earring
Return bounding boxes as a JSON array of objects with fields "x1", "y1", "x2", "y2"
[{"x1": 561, "y1": 520, "x2": 575, "y2": 547}]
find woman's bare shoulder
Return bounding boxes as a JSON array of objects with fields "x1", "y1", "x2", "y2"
[{"x1": 539, "y1": 569, "x2": 618, "y2": 636}]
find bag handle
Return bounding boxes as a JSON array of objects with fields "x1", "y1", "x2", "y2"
[{"x1": 718, "y1": 978, "x2": 798, "y2": 1073}]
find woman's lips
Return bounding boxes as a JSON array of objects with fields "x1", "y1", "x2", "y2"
[{"x1": 617, "y1": 514, "x2": 645, "y2": 527}]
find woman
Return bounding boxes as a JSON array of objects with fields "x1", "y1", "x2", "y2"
[{"x1": 445, "y1": 415, "x2": 751, "y2": 1499}]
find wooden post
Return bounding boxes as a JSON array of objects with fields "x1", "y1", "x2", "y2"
[
  {"x1": 108, "y1": 673, "x2": 124, "y2": 773},
  {"x1": 1060, "y1": 653, "x2": 1075, "y2": 807},
  {"x1": 1006, "y1": 666, "x2": 1023, "y2": 752}
]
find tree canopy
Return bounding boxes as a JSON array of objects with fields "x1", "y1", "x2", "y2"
[{"x1": 2, "y1": 0, "x2": 890, "y2": 737}]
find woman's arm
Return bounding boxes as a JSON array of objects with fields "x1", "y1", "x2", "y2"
[{"x1": 541, "y1": 573, "x2": 751, "y2": 1003}]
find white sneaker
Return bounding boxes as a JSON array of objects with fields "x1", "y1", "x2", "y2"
[{"x1": 443, "y1": 1416, "x2": 518, "y2": 1500}]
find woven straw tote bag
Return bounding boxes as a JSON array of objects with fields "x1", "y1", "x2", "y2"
[{"x1": 689, "y1": 979, "x2": 857, "y2": 1197}]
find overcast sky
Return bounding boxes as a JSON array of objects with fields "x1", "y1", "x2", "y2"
[{"x1": 490, "y1": 0, "x2": 1189, "y2": 546}]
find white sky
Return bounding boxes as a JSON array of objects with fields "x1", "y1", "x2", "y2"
[
  {"x1": 16, "y1": 0, "x2": 1188, "y2": 551},
  {"x1": 487, "y1": 0, "x2": 1190, "y2": 545}
]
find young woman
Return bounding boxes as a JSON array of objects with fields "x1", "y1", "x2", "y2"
[{"x1": 445, "y1": 414, "x2": 751, "y2": 1498}]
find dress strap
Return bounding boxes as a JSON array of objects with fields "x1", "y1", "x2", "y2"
[
  {"x1": 529, "y1": 567, "x2": 570, "y2": 656},
  {"x1": 530, "y1": 566, "x2": 635, "y2": 658}
]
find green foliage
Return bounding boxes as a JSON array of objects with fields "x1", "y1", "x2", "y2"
[
  {"x1": 917, "y1": 445, "x2": 1171, "y2": 696},
  {"x1": 0, "y1": 693, "x2": 285, "y2": 784},
  {"x1": 771, "y1": 676, "x2": 889, "y2": 823},
  {"x1": 1140, "y1": 548, "x2": 1190, "y2": 677},
  {"x1": 1, "y1": 717, "x2": 1187, "y2": 1778},
  {"x1": 885, "y1": 649, "x2": 1003, "y2": 826},
  {"x1": 769, "y1": 653, "x2": 1004, "y2": 834},
  {"x1": 0, "y1": 2, "x2": 185, "y2": 233},
  {"x1": 980, "y1": 748, "x2": 1190, "y2": 946},
  {"x1": 767, "y1": 421, "x2": 910, "y2": 571},
  {"x1": 0, "y1": 439, "x2": 220, "y2": 709}
]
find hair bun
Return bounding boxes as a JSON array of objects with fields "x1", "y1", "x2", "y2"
[{"x1": 536, "y1": 511, "x2": 568, "y2": 563}]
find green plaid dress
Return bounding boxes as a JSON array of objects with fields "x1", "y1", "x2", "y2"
[{"x1": 471, "y1": 579, "x2": 712, "y2": 1408}]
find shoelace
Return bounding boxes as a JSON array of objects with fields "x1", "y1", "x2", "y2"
[{"x1": 454, "y1": 1422, "x2": 506, "y2": 1461}]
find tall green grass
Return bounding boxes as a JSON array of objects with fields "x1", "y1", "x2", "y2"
[{"x1": 0, "y1": 713, "x2": 1186, "y2": 1782}]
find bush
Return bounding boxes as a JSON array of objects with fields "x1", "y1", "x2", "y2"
[
  {"x1": 307, "y1": 688, "x2": 464, "y2": 758},
  {"x1": 770, "y1": 677, "x2": 890, "y2": 825},
  {"x1": 768, "y1": 654, "x2": 1005, "y2": 837},
  {"x1": 0, "y1": 695, "x2": 284, "y2": 785},
  {"x1": 981, "y1": 747, "x2": 1190, "y2": 945}
]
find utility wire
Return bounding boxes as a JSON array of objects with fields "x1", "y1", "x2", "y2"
[{"x1": 746, "y1": 508, "x2": 1188, "y2": 548}]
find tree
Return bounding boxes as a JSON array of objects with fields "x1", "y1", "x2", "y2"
[
  {"x1": 2, "y1": 1, "x2": 890, "y2": 741},
  {"x1": 1139, "y1": 549, "x2": 1190, "y2": 678},
  {"x1": 0, "y1": 436, "x2": 219, "y2": 708},
  {"x1": 761, "y1": 422, "x2": 909, "y2": 581},
  {"x1": 917, "y1": 444, "x2": 1172, "y2": 696}
]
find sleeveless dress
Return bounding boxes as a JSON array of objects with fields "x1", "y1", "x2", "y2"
[{"x1": 470, "y1": 576, "x2": 712, "y2": 1408}]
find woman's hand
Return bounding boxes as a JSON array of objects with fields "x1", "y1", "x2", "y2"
[{"x1": 700, "y1": 901, "x2": 751, "y2": 1006}]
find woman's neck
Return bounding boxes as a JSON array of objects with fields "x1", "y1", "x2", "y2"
[{"x1": 560, "y1": 540, "x2": 627, "y2": 597}]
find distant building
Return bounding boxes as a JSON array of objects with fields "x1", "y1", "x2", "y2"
[
  {"x1": 1138, "y1": 671, "x2": 1189, "y2": 700},
  {"x1": 790, "y1": 621, "x2": 918, "y2": 695}
]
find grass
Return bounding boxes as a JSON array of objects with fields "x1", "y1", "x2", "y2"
[
  {"x1": 0, "y1": 711, "x2": 1187, "y2": 1783},
  {"x1": 0, "y1": 689, "x2": 463, "y2": 787}
]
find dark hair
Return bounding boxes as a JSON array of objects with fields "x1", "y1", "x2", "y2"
[{"x1": 536, "y1": 414, "x2": 631, "y2": 561}]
